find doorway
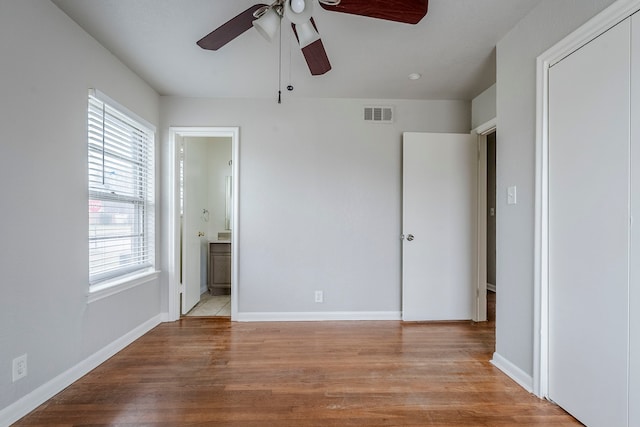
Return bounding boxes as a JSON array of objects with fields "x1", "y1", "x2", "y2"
[
  {"x1": 167, "y1": 127, "x2": 239, "y2": 322},
  {"x1": 181, "y1": 136, "x2": 233, "y2": 317},
  {"x1": 486, "y1": 131, "x2": 496, "y2": 294},
  {"x1": 475, "y1": 121, "x2": 496, "y2": 322}
]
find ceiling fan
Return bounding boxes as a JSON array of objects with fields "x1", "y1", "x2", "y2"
[{"x1": 197, "y1": 0, "x2": 429, "y2": 76}]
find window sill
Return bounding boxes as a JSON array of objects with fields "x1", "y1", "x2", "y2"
[{"x1": 88, "y1": 269, "x2": 160, "y2": 304}]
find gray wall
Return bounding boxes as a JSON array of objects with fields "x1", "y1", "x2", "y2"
[
  {"x1": 160, "y1": 97, "x2": 470, "y2": 317},
  {"x1": 471, "y1": 84, "x2": 496, "y2": 130},
  {"x1": 495, "y1": 0, "x2": 616, "y2": 378},
  {"x1": 0, "y1": 0, "x2": 161, "y2": 415}
]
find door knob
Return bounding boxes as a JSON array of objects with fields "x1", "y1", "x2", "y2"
[
  {"x1": 407, "y1": 234, "x2": 414, "y2": 241},
  {"x1": 197, "y1": 232, "x2": 205, "y2": 237}
]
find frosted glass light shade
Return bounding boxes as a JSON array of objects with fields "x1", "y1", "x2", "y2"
[
  {"x1": 294, "y1": 20, "x2": 320, "y2": 48},
  {"x1": 252, "y1": 8, "x2": 280, "y2": 42}
]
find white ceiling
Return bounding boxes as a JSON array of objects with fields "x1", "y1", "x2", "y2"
[{"x1": 50, "y1": 0, "x2": 542, "y2": 100}]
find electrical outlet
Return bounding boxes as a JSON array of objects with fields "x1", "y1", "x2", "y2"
[
  {"x1": 314, "y1": 290, "x2": 324, "y2": 303},
  {"x1": 12, "y1": 354, "x2": 27, "y2": 382}
]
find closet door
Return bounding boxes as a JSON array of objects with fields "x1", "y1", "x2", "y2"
[{"x1": 548, "y1": 18, "x2": 630, "y2": 427}]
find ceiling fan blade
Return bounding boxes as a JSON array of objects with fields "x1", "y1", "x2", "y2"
[
  {"x1": 291, "y1": 19, "x2": 332, "y2": 76},
  {"x1": 320, "y1": 0, "x2": 428, "y2": 24},
  {"x1": 197, "y1": 4, "x2": 268, "y2": 50},
  {"x1": 301, "y1": 38, "x2": 332, "y2": 75}
]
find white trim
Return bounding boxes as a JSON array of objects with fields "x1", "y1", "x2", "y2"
[
  {"x1": 0, "y1": 314, "x2": 162, "y2": 427},
  {"x1": 473, "y1": 119, "x2": 496, "y2": 322},
  {"x1": 473, "y1": 117, "x2": 497, "y2": 136},
  {"x1": 89, "y1": 88, "x2": 156, "y2": 132},
  {"x1": 235, "y1": 311, "x2": 402, "y2": 322},
  {"x1": 87, "y1": 270, "x2": 159, "y2": 303},
  {"x1": 534, "y1": 0, "x2": 640, "y2": 399},
  {"x1": 167, "y1": 127, "x2": 240, "y2": 322},
  {"x1": 167, "y1": 128, "x2": 179, "y2": 321},
  {"x1": 475, "y1": 133, "x2": 487, "y2": 322},
  {"x1": 491, "y1": 352, "x2": 534, "y2": 393},
  {"x1": 542, "y1": 0, "x2": 640, "y2": 68},
  {"x1": 534, "y1": 47, "x2": 550, "y2": 400}
]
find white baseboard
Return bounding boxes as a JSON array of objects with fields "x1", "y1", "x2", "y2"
[
  {"x1": 491, "y1": 351, "x2": 533, "y2": 393},
  {"x1": 0, "y1": 314, "x2": 163, "y2": 427},
  {"x1": 235, "y1": 311, "x2": 402, "y2": 322}
]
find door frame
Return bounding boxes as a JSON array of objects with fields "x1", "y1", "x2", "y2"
[
  {"x1": 534, "y1": 0, "x2": 640, "y2": 399},
  {"x1": 167, "y1": 127, "x2": 240, "y2": 321},
  {"x1": 473, "y1": 118, "x2": 496, "y2": 322}
]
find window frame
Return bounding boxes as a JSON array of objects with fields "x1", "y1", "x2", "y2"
[{"x1": 87, "y1": 89, "x2": 156, "y2": 290}]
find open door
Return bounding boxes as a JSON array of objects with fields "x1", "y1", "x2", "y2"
[
  {"x1": 181, "y1": 139, "x2": 208, "y2": 314},
  {"x1": 402, "y1": 132, "x2": 476, "y2": 321}
]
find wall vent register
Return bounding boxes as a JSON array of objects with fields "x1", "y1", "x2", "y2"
[{"x1": 364, "y1": 106, "x2": 394, "y2": 123}]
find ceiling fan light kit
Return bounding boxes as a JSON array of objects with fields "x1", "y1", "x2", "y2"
[
  {"x1": 285, "y1": 0, "x2": 321, "y2": 48},
  {"x1": 252, "y1": 7, "x2": 281, "y2": 42},
  {"x1": 196, "y1": 0, "x2": 429, "y2": 90},
  {"x1": 290, "y1": 0, "x2": 307, "y2": 14},
  {"x1": 284, "y1": 0, "x2": 314, "y2": 24},
  {"x1": 293, "y1": 20, "x2": 320, "y2": 48}
]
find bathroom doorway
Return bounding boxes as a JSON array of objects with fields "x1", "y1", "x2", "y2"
[
  {"x1": 167, "y1": 127, "x2": 239, "y2": 321},
  {"x1": 181, "y1": 136, "x2": 233, "y2": 317}
]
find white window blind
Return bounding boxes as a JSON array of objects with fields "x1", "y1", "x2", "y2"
[{"x1": 88, "y1": 91, "x2": 155, "y2": 285}]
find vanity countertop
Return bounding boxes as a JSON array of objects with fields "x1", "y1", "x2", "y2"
[{"x1": 209, "y1": 240, "x2": 231, "y2": 244}]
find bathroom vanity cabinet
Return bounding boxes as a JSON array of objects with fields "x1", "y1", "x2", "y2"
[{"x1": 208, "y1": 241, "x2": 231, "y2": 295}]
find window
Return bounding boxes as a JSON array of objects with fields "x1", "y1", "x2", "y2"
[{"x1": 88, "y1": 89, "x2": 155, "y2": 286}]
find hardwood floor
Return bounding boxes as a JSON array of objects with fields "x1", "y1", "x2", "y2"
[{"x1": 15, "y1": 293, "x2": 580, "y2": 426}]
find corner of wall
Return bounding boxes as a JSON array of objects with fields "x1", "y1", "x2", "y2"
[{"x1": 491, "y1": 352, "x2": 533, "y2": 393}]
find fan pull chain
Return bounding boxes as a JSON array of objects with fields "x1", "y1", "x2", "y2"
[
  {"x1": 287, "y1": 28, "x2": 293, "y2": 91},
  {"x1": 277, "y1": 15, "x2": 283, "y2": 104}
]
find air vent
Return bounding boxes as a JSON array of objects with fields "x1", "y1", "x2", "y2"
[{"x1": 364, "y1": 106, "x2": 394, "y2": 123}]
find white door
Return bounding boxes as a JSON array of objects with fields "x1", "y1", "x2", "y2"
[
  {"x1": 402, "y1": 132, "x2": 476, "y2": 321},
  {"x1": 182, "y1": 139, "x2": 208, "y2": 314},
  {"x1": 548, "y1": 18, "x2": 630, "y2": 427}
]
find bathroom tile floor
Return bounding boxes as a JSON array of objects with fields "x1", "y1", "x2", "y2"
[{"x1": 185, "y1": 293, "x2": 231, "y2": 317}]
